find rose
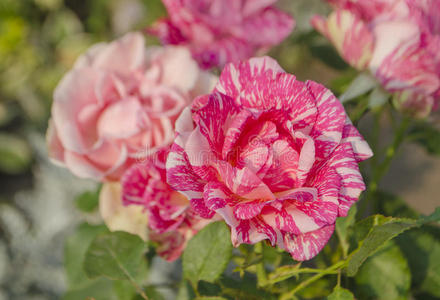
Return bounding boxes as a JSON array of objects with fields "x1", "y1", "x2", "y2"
[
  {"x1": 47, "y1": 32, "x2": 217, "y2": 181},
  {"x1": 312, "y1": 0, "x2": 440, "y2": 117},
  {"x1": 121, "y1": 149, "x2": 212, "y2": 261},
  {"x1": 149, "y1": 0, "x2": 294, "y2": 69},
  {"x1": 166, "y1": 57, "x2": 372, "y2": 261}
]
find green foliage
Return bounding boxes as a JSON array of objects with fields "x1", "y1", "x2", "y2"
[
  {"x1": 142, "y1": 0, "x2": 166, "y2": 25},
  {"x1": 397, "y1": 227, "x2": 440, "y2": 298},
  {"x1": 220, "y1": 273, "x2": 276, "y2": 300},
  {"x1": 198, "y1": 281, "x2": 222, "y2": 297},
  {"x1": 63, "y1": 223, "x2": 119, "y2": 300},
  {"x1": 75, "y1": 188, "x2": 100, "y2": 212},
  {"x1": 177, "y1": 280, "x2": 197, "y2": 300},
  {"x1": 347, "y1": 215, "x2": 416, "y2": 276},
  {"x1": 182, "y1": 222, "x2": 232, "y2": 287},
  {"x1": 335, "y1": 205, "x2": 357, "y2": 258},
  {"x1": 266, "y1": 263, "x2": 303, "y2": 285},
  {"x1": 144, "y1": 286, "x2": 166, "y2": 300},
  {"x1": 377, "y1": 191, "x2": 440, "y2": 298},
  {"x1": 409, "y1": 122, "x2": 440, "y2": 156},
  {"x1": 84, "y1": 231, "x2": 148, "y2": 281},
  {"x1": 354, "y1": 242, "x2": 411, "y2": 300},
  {"x1": 65, "y1": 223, "x2": 108, "y2": 286},
  {"x1": 347, "y1": 208, "x2": 440, "y2": 276},
  {"x1": 368, "y1": 87, "x2": 389, "y2": 110},
  {"x1": 327, "y1": 286, "x2": 354, "y2": 300},
  {"x1": 63, "y1": 278, "x2": 118, "y2": 300},
  {"x1": 0, "y1": 133, "x2": 32, "y2": 174},
  {"x1": 339, "y1": 73, "x2": 378, "y2": 103},
  {"x1": 376, "y1": 190, "x2": 419, "y2": 219},
  {"x1": 309, "y1": 42, "x2": 349, "y2": 70}
]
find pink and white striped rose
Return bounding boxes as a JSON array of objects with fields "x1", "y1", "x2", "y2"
[
  {"x1": 47, "y1": 32, "x2": 216, "y2": 181},
  {"x1": 312, "y1": 0, "x2": 440, "y2": 117},
  {"x1": 121, "y1": 149, "x2": 212, "y2": 261},
  {"x1": 149, "y1": 0, "x2": 295, "y2": 69},
  {"x1": 166, "y1": 57, "x2": 372, "y2": 261}
]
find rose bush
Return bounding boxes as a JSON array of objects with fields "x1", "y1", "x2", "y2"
[
  {"x1": 149, "y1": 0, "x2": 295, "y2": 69},
  {"x1": 47, "y1": 32, "x2": 216, "y2": 181},
  {"x1": 312, "y1": 0, "x2": 440, "y2": 117},
  {"x1": 121, "y1": 149, "x2": 212, "y2": 261},
  {"x1": 167, "y1": 57, "x2": 373, "y2": 261}
]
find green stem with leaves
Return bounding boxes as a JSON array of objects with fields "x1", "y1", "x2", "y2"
[{"x1": 282, "y1": 260, "x2": 347, "y2": 299}]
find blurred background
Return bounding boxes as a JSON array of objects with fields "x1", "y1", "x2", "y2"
[{"x1": 0, "y1": 0, "x2": 438, "y2": 299}]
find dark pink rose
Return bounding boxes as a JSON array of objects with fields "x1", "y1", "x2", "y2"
[
  {"x1": 167, "y1": 57, "x2": 372, "y2": 261},
  {"x1": 121, "y1": 149, "x2": 212, "y2": 261},
  {"x1": 149, "y1": 0, "x2": 295, "y2": 69}
]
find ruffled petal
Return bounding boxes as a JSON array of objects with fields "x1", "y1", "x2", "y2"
[
  {"x1": 283, "y1": 225, "x2": 335, "y2": 261},
  {"x1": 311, "y1": 10, "x2": 374, "y2": 69}
]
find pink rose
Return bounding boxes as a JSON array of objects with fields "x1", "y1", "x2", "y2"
[
  {"x1": 149, "y1": 0, "x2": 295, "y2": 69},
  {"x1": 166, "y1": 57, "x2": 372, "y2": 261},
  {"x1": 312, "y1": 0, "x2": 440, "y2": 117},
  {"x1": 47, "y1": 32, "x2": 217, "y2": 181},
  {"x1": 121, "y1": 149, "x2": 212, "y2": 261}
]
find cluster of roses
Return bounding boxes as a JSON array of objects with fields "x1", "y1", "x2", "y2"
[{"x1": 47, "y1": 0, "x2": 439, "y2": 262}]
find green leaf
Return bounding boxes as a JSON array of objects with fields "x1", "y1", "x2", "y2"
[
  {"x1": 143, "y1": 0, "x2": 166, "y2": 25},
  {"x1": 144, "y1": 286, "x2": 166, "y2": 300},
  {"x1": 347, "y1": 208, "x2": 440, "y2": 276},
  {"x1": 309, "y1": 43, "x2": 349, "y2": 70},
  {"x1": 409, "y1": 122, "x2": 440, "y2": 156},
  {"x1": 335, "y1": 205, "x2": 357, "y2": 258},
  {"x1": 0, "y1": 133, "x2": 32, "y2": 174},
  {"x1": 177, "y1": 280, "x2": 196, "y2": 300},
  {"x1": 182, "y1": 222, "x2": 232, "y2": 286},
  {"x1": 368, "y1": 86, "x2": 389, "y2": 109},
  {"x1": 354, "y1": 242, "x2": 411, "y2": 300},
  {"x1": 75, "y1": 188, "x2": 100, "y2": 212},
  {"x1": 198, "y1": 281, "x2": 222, "y2": 297},
  {"x1": 340, "y1": 73, "x2": 378, "y2": 103},
  {"x1": 63, "y1": 277, "x2": 118, "y2": 300},
  {"x1": 419, "y1": 207, "x2": 440, "y2": 225},
  {"x1": 64, "y1": 223, "x2": 108, "y2": 287},
  {"x1": 195, "y1": 297, "x2": 227, "y2": 300},
  {"x1": 347, "y1": 216, "x2": 416, "y2": 276},
  {"x1": 113, "y1": 280, "x2": 136, "y2": 300},
  {"x1": 84, "y1": 231, "x2": 148, "y2": 281},
  {"x1": 330, "y1": 70, "x2": 358, "y2": 96},
  {"x1": 64, "y1": 224, "x2": 133, "y2": 300},
  {"x1": 328, "y1": 286, "x2": 354, "y2": 300},
  {"x1": 396, "y1": 227, "x2": 440, "y2": 298}
]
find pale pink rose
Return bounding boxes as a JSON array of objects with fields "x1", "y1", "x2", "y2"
[
  {"x1": 47, "y1": 32, "x2": 217, "y2": 181},
  {"x1": 166, "y1": 57, "x2": 372, "y2": 261},
  {"x1": 99, "y1": 182, "x2": 149, "y2": 241},
  {"x1": 149, "y1": 0, "x2": 295, "y2": 69},
  {"x1": 121, "y1": 148, "x2": 212, "y2": 261},
  {"x1": 312, "y1": 0, "x2": 440, "y2": 117}
]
